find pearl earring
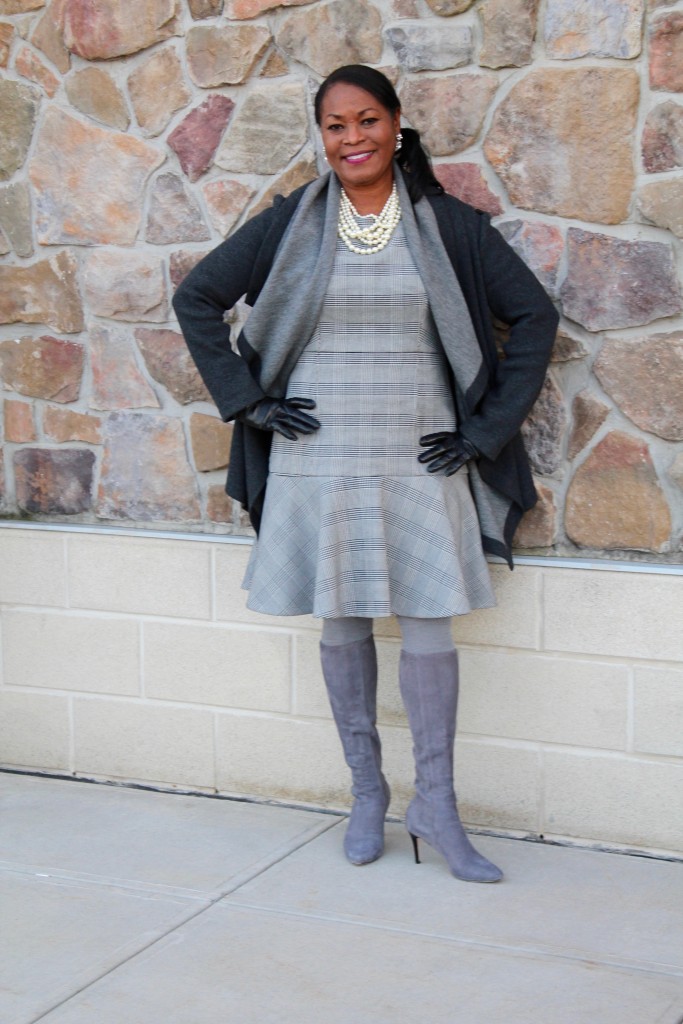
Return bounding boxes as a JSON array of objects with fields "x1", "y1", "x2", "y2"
[{"x1": 395, "y1": 132, "x2": 403, "y2": 153}]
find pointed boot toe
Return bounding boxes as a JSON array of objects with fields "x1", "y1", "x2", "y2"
[
  {"x1": 450, "y1": 848, "x2": 503, "y2": 883},
  {"x1": 400, "y1": 651, "x2": 504, "y2": 884}
]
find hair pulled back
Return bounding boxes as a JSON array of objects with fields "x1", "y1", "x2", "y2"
[{"x1": 314, "y1": 65, "x2": 443, "y2": 204}]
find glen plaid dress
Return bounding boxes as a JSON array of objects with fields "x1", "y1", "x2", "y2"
[{"x1": 242, "y1": 217, "x2": 495, "y2": 619}]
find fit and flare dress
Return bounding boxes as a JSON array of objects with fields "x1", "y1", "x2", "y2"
[{"x1": 242, "y1": 218, "x2": 495, "y2": 619}]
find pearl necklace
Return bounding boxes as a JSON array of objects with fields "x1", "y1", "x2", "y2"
[{"x1": 338, "y1": 184, "x2": 401, "y2": 255}]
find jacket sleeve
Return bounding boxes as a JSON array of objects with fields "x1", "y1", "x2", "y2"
[
  {"x1": 458, "y1": 213, "x2": 560, "y2": 462},
  {"x1": 172, "y1": 205, "x2": 279, "y2": 422}
]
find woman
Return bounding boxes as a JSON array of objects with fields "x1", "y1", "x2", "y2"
[{"x1": 173, "y1": 65, "x2": 558, "y2": 883}]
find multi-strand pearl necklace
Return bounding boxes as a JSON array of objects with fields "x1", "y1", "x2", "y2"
[{"x1": 338, "y1": 184, "x2": 401, "y2": 255}]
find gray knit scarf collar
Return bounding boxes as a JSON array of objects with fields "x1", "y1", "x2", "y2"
[{"x1": 243, "y1": 167, "x2": 484, "y2": 405}]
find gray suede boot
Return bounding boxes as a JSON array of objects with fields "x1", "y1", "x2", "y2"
[
  {"x1": 399, "y1": 649, "x2": 502, "y2": 883},
  {"x1": 320, "y1": 637, "x2": 391, "y2": 865}
]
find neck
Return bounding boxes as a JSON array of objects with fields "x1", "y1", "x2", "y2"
[{"x1": 342, "y1": 178, "x2": 394, "y2": 216}]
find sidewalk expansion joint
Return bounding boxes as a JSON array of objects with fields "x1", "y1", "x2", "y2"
[
  {"x1": 23, "y1": 819, "x2": 343, "y2": 1024},
  {"x1": 223, "y1": 900, "x2": 683, "y2": 982}
]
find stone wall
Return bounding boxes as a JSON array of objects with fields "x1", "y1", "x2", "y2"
[{"x1": 0, "y1": 0, "x2": 682, "y2": 560}]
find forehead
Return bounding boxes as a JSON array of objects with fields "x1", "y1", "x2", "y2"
[{"x1": 320, "y1": 81, "x2": 390, "y2": 119}]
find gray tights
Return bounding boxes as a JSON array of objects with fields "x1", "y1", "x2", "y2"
[{"x1": 321, "y1": 615, "x2": 454, "y2": 654}]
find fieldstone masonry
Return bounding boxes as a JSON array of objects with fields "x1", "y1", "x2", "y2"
[
  {"x1": 14, "y1": 445, "x2": 94, "y2": 514},
  {"x1": 29, "y1": 108, "x2": 164, "y2": 245},
  {"x1": 83, "y1": 251, "x2": 169, "y2": 323},
  {"x1": 61, "y1": 0, "x2": 181, "y2": 61},
  {"x1": 31, "y1": 0, "x2": 70, "y2": 74},
  {"x1": 4, "y1": 399, "x2": 36, "y2": 442},
  {"x1": 0, "y1": 80, "x2": 40, "y2": 180},
  {"x1": 128, "y1": 47, "x2": 192, "y2": 137},
  {"x1": 642, "y1": 101, "x2": 683, "y2": 172},
  {"x1": 484, "y1": 67, "x2": 639, "y2": 224},
  {"x1": 478, "y1": 0, "x2": 538, "y2": 69},
  {"x1": 400, "y1": 73, "x2": 497, "y2": 155},
  {"x1": 0, "y1": 24, "x2": 15, "y2": 66},
  {"x1": 145, "y1": 172, "x2": 211, "y2": 244},
  {"x1": 434, "y1": 162, "x2": 502, "y2": 216},
  {"x1": 97, "y1": 411, "x2": 201, "y2": 521},
  {"x1": 168, "y1": 94, "x2": 235, "y2": 181},
  {"x1": 544, "y1": 0, "x2": 644, "y2": 60},
  {"x1": 0, "y1": 335, "x2": 83, "y2": 402},
  {"x1": 0, "y1": 0, "x2": 681, "y2": 558},
  {"x1": 64, "y1": 67, "x2": 130, "y2": 131}
]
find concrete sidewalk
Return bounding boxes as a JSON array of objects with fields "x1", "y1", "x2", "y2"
[{"x1": 1, "y1": 772, "x2": 682, "y2": 1024}]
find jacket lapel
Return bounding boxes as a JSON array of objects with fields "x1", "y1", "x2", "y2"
[
  {"x1": 239, "y1": 172, "x2": 339, "y2": 398},
  {"x1": 396, "y1": 173, "x2": 487, "y2": 416}
]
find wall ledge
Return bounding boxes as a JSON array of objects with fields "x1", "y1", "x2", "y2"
[{"x1": 1, "y1": 519, "x2": 681, "y2": 576}]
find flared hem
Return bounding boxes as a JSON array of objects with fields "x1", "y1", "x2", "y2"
[{"x1": 242, "y1": 472, "x2": 496, "y2": 619}]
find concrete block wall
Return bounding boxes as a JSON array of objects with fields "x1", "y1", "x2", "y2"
[{"x1": 1, "y1": 524, "x2": 682, "y2": 857}]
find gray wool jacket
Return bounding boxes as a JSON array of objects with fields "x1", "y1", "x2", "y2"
[{"x1": 172, "y1": 172, "x2": 559, "y2": 567}]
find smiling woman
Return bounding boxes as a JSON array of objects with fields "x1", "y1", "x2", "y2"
[
  {"x1": 173, "y1": 64, "x2": 559, "y2": 887},
  {"x1": 317, "y1": 81, "x2": 400, "y2": 213}
]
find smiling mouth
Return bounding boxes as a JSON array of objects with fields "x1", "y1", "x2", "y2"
[{"x1": 343, "y1": 151, "x2": 374, "y2": 164}]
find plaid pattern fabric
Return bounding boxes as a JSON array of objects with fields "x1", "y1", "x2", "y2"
[{"x1": 243, "y1": 223, "x2": 495, "y2": 618}]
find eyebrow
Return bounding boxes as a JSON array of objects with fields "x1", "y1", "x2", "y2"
[{"x1": 324, "y1": 107, "x2": 380, "y2": 120}]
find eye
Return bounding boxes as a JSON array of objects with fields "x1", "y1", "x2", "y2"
[
  {"x1": 326, "y1": 123, "x2": 343, "y2": 132},
  {"x1": 361, "y1": 117, "x2": 379, "y2": 126}
]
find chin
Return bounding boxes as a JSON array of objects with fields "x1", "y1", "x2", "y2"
[
  {"x1": 338, "y1": 172, "x2": 375, "y2": 190},
  {"x1": 336, "y1": 164, "x2": 392, "y2": 191}
]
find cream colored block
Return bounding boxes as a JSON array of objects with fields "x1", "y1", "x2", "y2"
[
  {"x1": 2, "y1": 611, "x2": 140, "y2": 696},
  {"x1": 373, "y1": 616, "x2": 401, "y2": 639},
  {"x1": 67, "y1": 534, "x2": 211, "y2": 619},
  {"x1": 364, "y1": 567, "x2": 541, "y2": 649},
  {"x1": 217, "y1": 711, "x2": 539, "y2": 833},
  {"x1": 294, "y1": 634, "x2": 405, "y2": 725},
  {"x1": 376, "y1": 640, "x2": 406, "y2": 723},
  {"x1": 215, "y1": 710, "x2": 414, "y2": 813},
  {"x1": 634, "y1": 666, "x2": 683, "y2": 757},
  {"x1": 73, "y1": 699, "x2": 215, "y2": 788},
  {"x1": 458, "y1": 650, "x2": 628, "y2": 750},
  {"x1": 215, "y1": 713, "x2": 349, "y2": 804},
  {"x1": 0, "y1": 692, "x2": 70, "y2": 770},
  {"x1": 543, "y1": 751, "x2": 683, "y2": 853},
  {"x1": 0, "y1": 529, "x2": 67, "y2": 607},
  {"x1": 358, "y1": 732, "x2": 540, "y2": 830},
  {"x1": 144, "y1": 621, "x2": 291, "y2": 712},
  {"x1": 292, "y1": 634, "x2": 328, "y2": 718},
  {"x1": 543, "y1": 568, "x2": 683, "y2": 662},
  {"x1": 453, "y1": 564, "x2": 541, "y2": 649},
  {"x1": 455, "y1": 739, "x2": 541, "y2": 832},
  {"x1": 214, "y1": 544, "x2": 319, "y2": 630}
]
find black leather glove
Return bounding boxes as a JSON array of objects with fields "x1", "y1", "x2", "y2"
[
  {"x1": 238, "y1": 397, "x2": 320, "y2": 441},
  {"x1": 417, "y1": 431, "x2": 479, "y2": 476}
]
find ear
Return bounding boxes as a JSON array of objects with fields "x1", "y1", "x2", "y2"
[{"x1": 393, "y1": 109, "x2": 401, "y2": 133}]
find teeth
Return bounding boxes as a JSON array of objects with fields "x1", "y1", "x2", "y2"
[{"x1": 346, "y1": 153, "x2": 371, "y2": 162}]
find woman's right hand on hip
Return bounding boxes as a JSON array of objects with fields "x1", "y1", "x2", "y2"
[{"x1": 238, "y1": 397, "x2": 320, "y2": 440}]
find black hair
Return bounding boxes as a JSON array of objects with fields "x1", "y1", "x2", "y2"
[{"x1": 314, "y1": 65, "x2": 444, "y2": 204}]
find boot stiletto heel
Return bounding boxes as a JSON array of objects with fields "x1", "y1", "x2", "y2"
[
  {"x1": 410, "y1": 832, "x2": 421, "y2": 864},
  {"x1": 400, "y1": 650, "x2": 503, "y2": 884}
]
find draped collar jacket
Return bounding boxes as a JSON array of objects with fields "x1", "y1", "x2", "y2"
[{"x1": 173, "y1": 172, "x2": 559, "y2": 567}]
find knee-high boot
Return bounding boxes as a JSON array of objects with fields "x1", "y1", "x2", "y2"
[
  {"x1": 320, "y1": 637, "x2": 391, "y2": 865},
  {"x1": 399, "y1": 649, "x2": 502, "y2": 883}
]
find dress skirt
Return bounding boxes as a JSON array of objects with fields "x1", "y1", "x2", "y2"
[{"x1": 242, "y1": 221, "x2": 495, "y2": 619}]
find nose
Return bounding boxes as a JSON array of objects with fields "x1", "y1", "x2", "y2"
[{"x1": 342, "y1": 122, "x2": 364, "y2": 145}]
